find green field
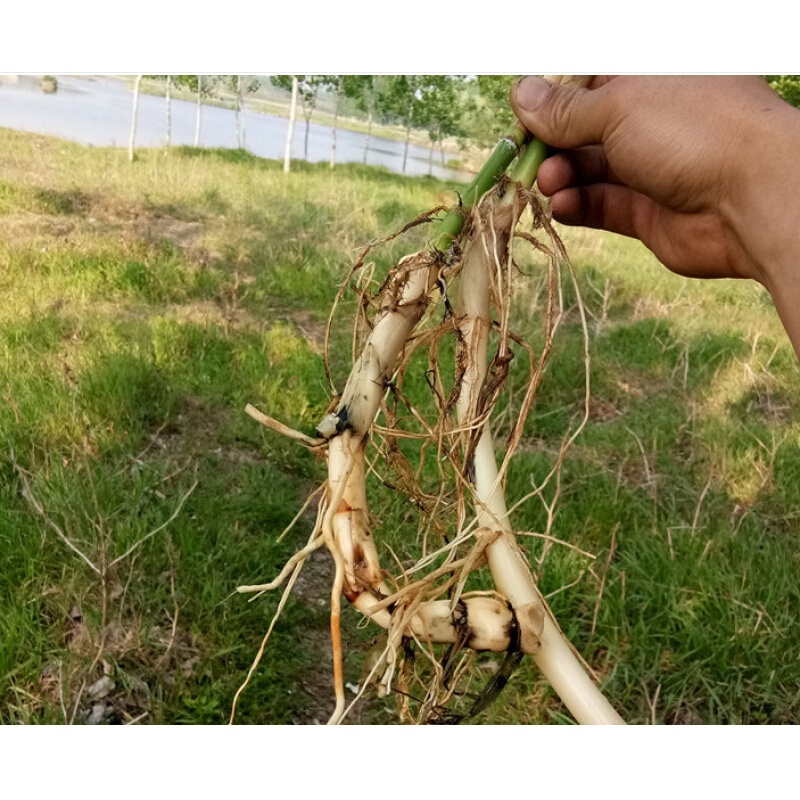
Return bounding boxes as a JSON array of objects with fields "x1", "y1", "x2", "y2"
[{"x1": 1, "y1": 128, "x2": 798, "y2": 725}]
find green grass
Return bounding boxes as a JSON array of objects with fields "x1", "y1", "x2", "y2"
[{"x1": 0, "y1": 127, "x2": 798, "y2": 725}]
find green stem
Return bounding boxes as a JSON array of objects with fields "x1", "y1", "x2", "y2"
[
  {"x1": 508, "y1": 137, "x2": 548, "y2": 190},
  {"x1": 431, "y1": 121, "x2": 530, "y2": 253}
]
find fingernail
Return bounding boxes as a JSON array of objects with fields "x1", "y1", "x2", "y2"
[{"x1": 515, "y1": 76, "x2": 550, "y2": 111}]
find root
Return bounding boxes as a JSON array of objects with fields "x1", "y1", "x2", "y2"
[{"x1": 240, "y1": 158, "x2": 623, "y2": 724}]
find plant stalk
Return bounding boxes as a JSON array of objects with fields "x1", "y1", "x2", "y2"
[{"x1": 431, "y1": 121, "x2": 529, "y2": 253}]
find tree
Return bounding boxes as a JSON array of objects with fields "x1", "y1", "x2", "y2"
[
  {"x1": 144, "y1": 75, "x2": 173, "y2": 149},
  {"x1": 165, "y1": 75, "x2": 172, "y2": 148},
  {"x1": 271, "y1": 76, "x2": 325, "y2": 160},
  {"x1": 414, "y1": 75, "x2": 466, "y2": 174},
  {"x1": 195, "y1": 75, "x2": 203, "y2": 147},
  {"x1": 227, "y1": 75, "x2": 260, "y2": 149},
  {"x1": 377, "y1": 76, "x2": 426, "y2": 174},
  {"x1": 160, "y1": 76, "x2": 201, "y2": 147},
  {"x1": 178, "y1": 75, "x2": 219, "y2": 147},
  {"x1": 317, "y1": 75, "x2": 344, "y2": 169},
  {"x1": 377, "y1": 76, "x2": 467, "y2": 175},
  {"x1": 463, "y1": 76, "x2": 517, "y2": 149},
  {"x1": 128, "y1": 74, "x2": 143, "y2": 162},
  {"x1": 283, "y1": 76, "x2": 299, "y2": 174},
  {"x1": 341, "y1": 75, "x2": 380, "y2": 164}
]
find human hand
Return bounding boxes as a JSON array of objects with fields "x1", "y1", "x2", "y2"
[{"x1": 509, "y1": 75, "x2": 796, "y2": 286}]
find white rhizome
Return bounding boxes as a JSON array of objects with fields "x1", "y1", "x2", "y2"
[{"x1": 235, "y1": 76, "x2": 624, "y2": 725}]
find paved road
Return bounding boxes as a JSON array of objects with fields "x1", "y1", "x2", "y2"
[{"x1": 0, "y1": 75, "x2": 469, "y2": 182}]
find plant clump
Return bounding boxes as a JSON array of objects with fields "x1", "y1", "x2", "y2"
[{"x1": 235, "y1": 77, "x2": 624, "y2": 725}]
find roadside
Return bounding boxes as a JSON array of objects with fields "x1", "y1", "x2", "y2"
[{"x1": 128, "y1": 75, "x2": 484, "y2": 171}]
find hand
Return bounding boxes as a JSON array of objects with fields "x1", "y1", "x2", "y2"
[{"x1": 509, "y1": 75, "x2": 797, "y2": 286}]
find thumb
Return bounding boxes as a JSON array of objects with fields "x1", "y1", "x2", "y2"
[{"x1": 510, "y1": 75, "x2": 612, "y2": 150}]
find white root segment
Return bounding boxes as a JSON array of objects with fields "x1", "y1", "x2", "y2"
[
  {"x1": 245, "y1": 403, "x2": 325, "y2": 448},
  {"x1": 454, "y1": 191, "x2": 623, "y2": 724},
  {"x1": 319, "y1": 250, "x2": 439, "y2": 439}
]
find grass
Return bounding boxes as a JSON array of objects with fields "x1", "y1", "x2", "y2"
[{"x1": 1, "y1": 127, "x2": 799, "y2": 725}]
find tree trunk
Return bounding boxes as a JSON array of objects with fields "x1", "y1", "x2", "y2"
[
  {"x1": 236, "y1": 76, "x2": 245, "y2": 149},
  {"x1": 194, "y1": 75, "x2": 202, "y2": 147},
  {"x1": 283, "y1": 76, "x2": 299, "y2": 174},
  {"x1": 362, "y1": 111, "x2": 372, "y2": 165},
  {"x1": 330, "y1": 85, "x2": 342, "y2": 169},
  {"x1": 402, "y1": 98, "x2": 413, "y2": 174},
  {"x1": 402, "y1": 123, "x2": 411, "y2": 174},
  {"x1": 303, "y1": 88, "x2": 317, "y2": 161},
  {"x1": 128, "y1": 74, "x2": 142, "y2": 162},
  {"x1": 428, "y1": 139, "x2": 434, "y2": 176},
  {"x1": 165, "y1": 75, "x2": 172, "y2": 148}
]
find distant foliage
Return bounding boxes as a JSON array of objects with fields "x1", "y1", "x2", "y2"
[
  {"x1": 340, "y1": 75, "x2": 377, "y2": 117},
  {"x1": 228, "y1": 76, "x2": 260, "y2": 94},
  {"x1": 457, "y1": 76, "x2": 517, "y2": 149},
  {"x1": 264, "y1": 75, "x2": 526, "y2": 154},
  {"x1": 270, "y1": 75, "x2": 319, "y2": 107},
  {"x1": 375, "y1": 76, "x2": 466, "y2": 135},
  {"x1": 273, "y1": 75, "x2": 470, "y2": 146},
  {"x1": 416, "y1": 75, "x2": 467, "y2": 146},
  {"x1": 767, "y1": 75, "x2": 800, "y2": 108}
]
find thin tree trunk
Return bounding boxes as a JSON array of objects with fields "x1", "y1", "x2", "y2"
[
  {"x1": 330, "y1": 85, "x2": 342, "y2": 169},
  {"x1": 402, "y1": 123, "x2": 411, "y2": 174},
  {"x1": 165, "y1": 75, "x2": 172, "y2": 148},
  {"x1": 402, "y1": 98, "x2": 413, "y2": 174},
  {"x1": 128, "y1": 74, "x2": 142, "y2": 162},
  {"x1": 236, "y1": 76, "x2": 245, "y2": 149},
  {"x1": 303, "y1": 88, "x2": 317, "y2": 161},
  {"x1": 362, "y1": 111, "x2": 372, "y2": 165},
  {"x1": 194, "y1": 75, "x2": 202, "y2": 147},
  {"x1": 284, "y1": 76, "x2": 299, "y2": 174},
  {"x1": 428, "y1": 139, "x2": 434, "y2": 176}
]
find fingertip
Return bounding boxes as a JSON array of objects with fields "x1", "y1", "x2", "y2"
[
  {"x1": 510, "y1": 76, "x2": 558, "y2": 141},
  {"x1": 548, "y1": 187, "x2": 586, "y2": 226},
  {"x1": 536, "y1": 154, "x2": 577, "y2": 197},
  {"x1": 513, "y1": 76, "x2": 611, "y2": 151},
  {"x1": 512, "y1": 76, "x2": 551, "y2": 113}
]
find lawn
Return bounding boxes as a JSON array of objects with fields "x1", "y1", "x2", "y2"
[{"x1": 1, "y1": 127, "x2": 798, "y2": 724}]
